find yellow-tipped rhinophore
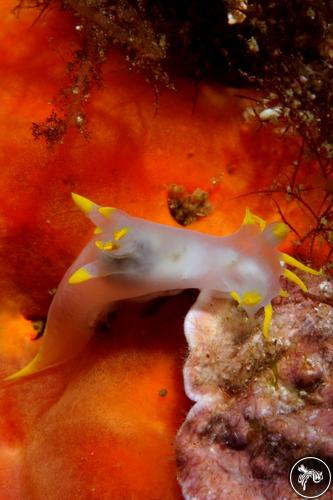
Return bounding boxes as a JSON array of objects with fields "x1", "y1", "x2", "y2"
[
  {"x1": 280, "y1": 252, "x2": 322, "y2": 276},
  {"x1": 279, "y1": 289, "x2": 289, "y2": 298},
  {"x1": 283, "y1": 268, "x2": 308, "y2": 292},
  {"x1": 68, "y1": 266, "x2": 93, "y2": 284},
  {"x1": 71, "y1": 192, "x2": 96, "y2": 214},
  {"x1": 263, "y1": 302, "x2": 273, "y2": 338}
]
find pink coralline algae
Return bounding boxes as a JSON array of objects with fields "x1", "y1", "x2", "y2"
[{"x1": 176, "y1": 276, "x2": 333, "y2": 500}]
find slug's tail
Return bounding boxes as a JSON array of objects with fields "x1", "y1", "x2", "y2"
[
  {"x1": 4, "y1": 352, "x2": 44, "y2": 382},
  {"x1": 4, "y1": 325, "x2": 56, "y2": 381},
  {"x1": 4, "y1": 322, "x2": 90, "y2": 382}
]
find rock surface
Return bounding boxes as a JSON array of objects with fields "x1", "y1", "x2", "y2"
[{"x1": 177, "y1": 277, "x2": 333, "y2": 499}]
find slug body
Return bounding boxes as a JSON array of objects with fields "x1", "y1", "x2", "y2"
[{"x1": 6, "y1": 194, "x2": 321, "y2": 381}]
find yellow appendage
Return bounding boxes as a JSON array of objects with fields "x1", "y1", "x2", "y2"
[
  {"x1": 242, "y1": 290, "x2": 263, "y2": 306},
  {"x1": 230, "y1": 290, "x2": 262, "y2": 307},
  {"x1": 283, "y1": 268, "x2": 308, "y2": 292},
  {"x1": 68, "y1": 267, "x2": 92, "y2": 284},
  {"x1": 95, "y1": 240, "x2": 119, "y2": 251},
  {"x1": 272, "y1": 222, "x2": 289, "y2": 241},
  {"x1": 71, "y1": 193, "x2": 95, "y2": 214},
  {"x1": 263, "y1": 303, "x2": 273, "y2": 339},
  {"x1": 281, "y1": 252, "x2": 322, "y2": 276},
  {"x1": 114, "y1": 227, "x2": 129, "y2": 241},
  {"x1": 98, "y1": 206, "x2": 114, "y2": 218},
  {"x1": 242, "y1": 208, "x2": 266, "y2": 231},
  {"x1": 230, "y1": 290, "x2": 241, "y2": 304}
]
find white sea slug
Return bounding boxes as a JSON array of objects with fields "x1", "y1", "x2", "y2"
[{"x1": 6, "y1": 193, "x2": 321, "y2": 381}]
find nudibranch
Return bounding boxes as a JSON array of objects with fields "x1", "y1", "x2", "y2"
[{"x1": 6, "y1": 194, "x2": 322, "y2": 381}]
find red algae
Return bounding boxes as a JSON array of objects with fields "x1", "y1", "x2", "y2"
[{"x1": 0, "y1": 1, "x2": 331, "y2": 499}]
